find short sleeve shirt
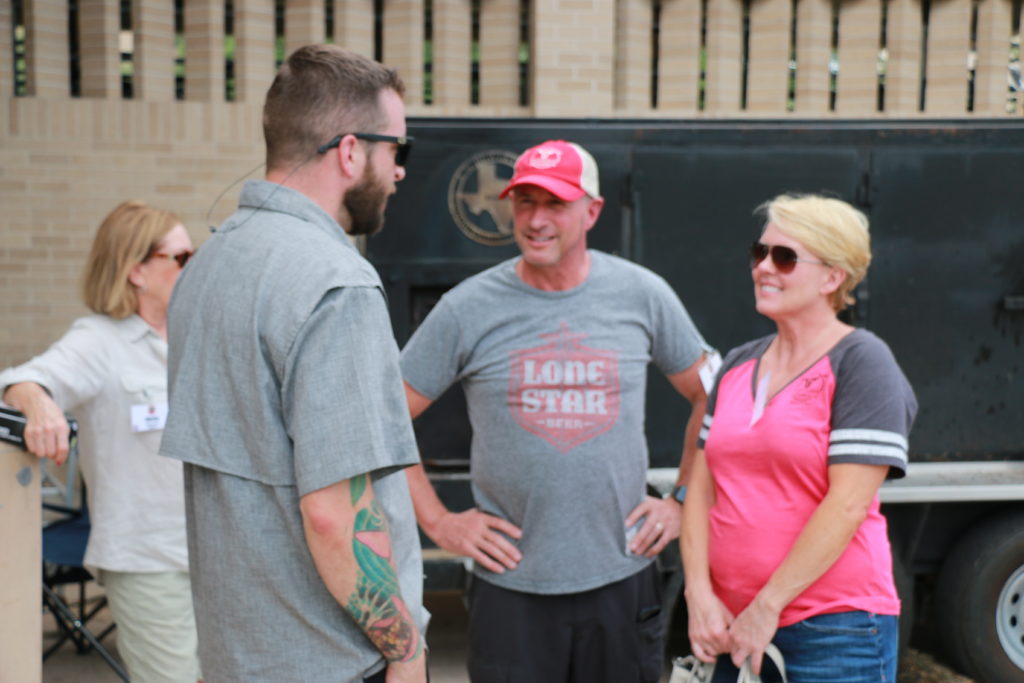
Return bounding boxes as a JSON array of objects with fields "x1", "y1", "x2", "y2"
[
  {"x1": 698, "y1": 329, "x2": 917, "y2": 626},
  {"x1": 160, "y1": 180, "x2": 426, "y2": 682},
  {"x1": 401, "y1": 251, "x2": 707, "y2": 594},
  {"x1": 0, "y1": 314, "x2": 188, "y2": 573}
]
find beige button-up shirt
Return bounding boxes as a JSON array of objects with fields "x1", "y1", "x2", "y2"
[{"x1": 0, "y1": 314, "x2": 188, "y2": 572}]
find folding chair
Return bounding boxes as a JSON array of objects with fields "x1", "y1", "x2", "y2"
[{"x1": 41, "y1": 501, "x2": 129, "y2": 681}]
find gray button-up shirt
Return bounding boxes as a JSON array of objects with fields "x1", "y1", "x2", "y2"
[{"x1": 161, "y1": 180, "x2": 425, "y2": 682}]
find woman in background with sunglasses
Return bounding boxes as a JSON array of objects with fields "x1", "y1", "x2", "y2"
[
  {"x1": 0, "y1": 200, "x2": 202, "y2": 682},
  {"x1": 680, "y1": 194, "x2": 917, "y2": 682}
]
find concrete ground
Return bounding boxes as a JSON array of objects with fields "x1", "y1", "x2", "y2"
[
  {"x1": 41, "y1": 584, "x2": 971, "y2": 682},
  {"x1": 43, "y1": 585, "x2": 692, "y2": 682},
  {"x1": 42, "y1": 588, "x2": 473, "y2": 683}
]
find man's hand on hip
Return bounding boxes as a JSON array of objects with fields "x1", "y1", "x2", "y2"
[
  {"x1": 430, "y1": 509, "x2": 523, "y2": 574},
  {"x1": 625, "y1": 495, "x2": 682, "y2": 557}
]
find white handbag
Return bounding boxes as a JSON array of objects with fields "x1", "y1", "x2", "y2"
[{"x1": 668, "y1": 644, "x2": 787, "y2": 683}]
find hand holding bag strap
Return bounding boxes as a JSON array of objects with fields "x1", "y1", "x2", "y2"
[
  {"x1": 670, "y1": 643, "x2": 786, "y2": 683},
  {"x1": 738, "y1": 644, "x2": 787, "y2": 683}
]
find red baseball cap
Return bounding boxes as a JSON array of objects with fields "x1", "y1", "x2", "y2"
[{"x1": 499, "y1": 140, "x2": 601, "y2": 201}]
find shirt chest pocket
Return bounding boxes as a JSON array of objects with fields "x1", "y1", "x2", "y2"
[
  {"x1": 120, "y1": 372, "x2": 167, "y2": 405},
  {"x1": 121, "y1": 372, "x2": 168, "y2": 436}
]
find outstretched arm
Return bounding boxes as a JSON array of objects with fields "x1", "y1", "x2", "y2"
[
  {"x1": 301, "y1": 474, "x2": 425, "y2": 682},
  {"x1": 403, "y1": 382, "x2": 523, "y2": 573}
]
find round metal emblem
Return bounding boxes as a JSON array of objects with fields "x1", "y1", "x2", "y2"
[{"x1": 447, "y1": 150, "x2": 519, "y2": 246}]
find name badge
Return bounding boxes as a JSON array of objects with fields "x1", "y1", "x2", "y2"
[{"x1": 131, "y1": 402, "x2": 168, "y2": 432}]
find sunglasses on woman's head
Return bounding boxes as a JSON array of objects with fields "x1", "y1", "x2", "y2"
[
  {"x1": 749, "y1": 241, "x2": 825, "y2": 274},
  {"x1": 147, "y1": 250, "x2": 194, "y2": 268}
]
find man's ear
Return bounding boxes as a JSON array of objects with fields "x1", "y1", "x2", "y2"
[
  {"x1": 332, "y1": 134, "x2": 366, "y2": 181},
  {"x1": 584, "y1": 196, "x2": 605, "y2": 232}
]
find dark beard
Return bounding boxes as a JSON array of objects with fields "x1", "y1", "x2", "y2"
[{"x1": 344, "y1": 162, "x2": 389, "y2": 236}]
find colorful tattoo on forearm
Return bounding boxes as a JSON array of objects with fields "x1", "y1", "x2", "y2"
[
  {"x1": 350, "y1": 472, "x2": 368, "y2": 505},
  {"x1": 347, "y1": 475, "x2": 421, "y2": 662}
]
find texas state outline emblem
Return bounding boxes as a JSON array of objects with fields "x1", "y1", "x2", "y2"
[{"x1": 507, "y1": 322, "x2": 621, "y2": 453}]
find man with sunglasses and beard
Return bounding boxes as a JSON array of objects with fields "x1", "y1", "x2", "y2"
[
  {"x1": 160, "y1": 45, "x2": 427, "y2": 683},
  {"x1": 400, "y1": 140, "x2": 714, "y2": 683}
]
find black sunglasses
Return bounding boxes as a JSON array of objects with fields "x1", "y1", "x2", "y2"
[
  {"x1": 316, "y1": 132, "x2": 415, "y2": 166},
  {"x1": 749, "y1": 241, "x2": 826, "y2": 274},
  {"x1": 147, "y1": 249, "x2": 194, "y2": 268}
]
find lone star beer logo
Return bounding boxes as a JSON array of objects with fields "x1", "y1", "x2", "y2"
[
  {"x1": 447, "y1": 150, "x2": 519, "y2": 246},
  {"x1": 508, "y1": 322, "x2": 620, "y2": 453}
]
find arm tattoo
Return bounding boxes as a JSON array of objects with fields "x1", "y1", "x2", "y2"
[
  {"x1": 350, "y1": 473, "x2": 368, "y2": 506},
  {"x1": 347, "y1": 484, "x2": 421, "y2": 662}
]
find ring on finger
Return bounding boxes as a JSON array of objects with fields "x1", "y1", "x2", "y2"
[{"x1": 655, "y1": 522, "x2": 664, "y2": 531}]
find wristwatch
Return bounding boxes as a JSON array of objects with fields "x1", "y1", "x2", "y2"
[{"x1": 670, "y1": 484, "x2": 687, "y2": 504}]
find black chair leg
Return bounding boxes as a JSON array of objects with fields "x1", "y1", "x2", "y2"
[{"x1": 42, "y1": 584, "x2": 131, "y2": 682}]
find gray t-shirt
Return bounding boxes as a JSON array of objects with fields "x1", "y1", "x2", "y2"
[
  {"x1": 161, "y1": 180, "x2": 426, "y2": 682},
  {"x1": 401, "y1": 251, "x2": 706, "y2": 594}
]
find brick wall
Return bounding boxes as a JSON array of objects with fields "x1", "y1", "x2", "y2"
[
  {"x1": 0, "y1": 99, "x2": 264, "y2": 367},
  {"x1": 1, "y1": 0, "x2": 1020, "y2": 368}
]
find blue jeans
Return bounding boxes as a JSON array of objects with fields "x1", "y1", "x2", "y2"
[{"x1": 711, "y1": 611, "x2": 899, "y2": 682}]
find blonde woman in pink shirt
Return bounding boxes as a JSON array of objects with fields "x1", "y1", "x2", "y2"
[{"x1": 681, "y1": 194, "x2": 917, "y2": 682}]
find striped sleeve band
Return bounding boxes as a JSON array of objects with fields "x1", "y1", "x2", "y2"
[{"x1": 828, "y1": 428, "x2": 909, "y2": 469}]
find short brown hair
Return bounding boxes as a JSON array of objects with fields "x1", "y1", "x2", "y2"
[
  {"x1": 262, "y1": 44, "x2": 406, "y2": 171},
  {"x1": 759, "y1": 194, "x2": 871, "y2": 312},
  {"x1": 81, "y1": 200, "x2": 181, "y2": 319}
]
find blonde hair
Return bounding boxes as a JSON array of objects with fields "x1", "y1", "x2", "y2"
[
  {"x1": 759, "y1": 194, "x2": 871, "y2": 311},
  {"x1": 81, "y1": 200, "x2": 181, "y2": 318}
]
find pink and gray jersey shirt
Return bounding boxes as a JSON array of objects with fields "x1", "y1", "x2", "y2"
[{"x1": 697, "y1": 328, "x2": 917, "y2": 627}]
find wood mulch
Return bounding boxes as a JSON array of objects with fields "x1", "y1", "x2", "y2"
[{"x1": 899, "y1": 648, "x2": 974, "y2": 683}]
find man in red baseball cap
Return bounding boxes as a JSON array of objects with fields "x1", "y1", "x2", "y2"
[
  {"x1": 401, "y1": 140, "x2": 713, "y2": 682},
  {"x1": 499, "y1": 139, "x2": 601, "y2": 201}
]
